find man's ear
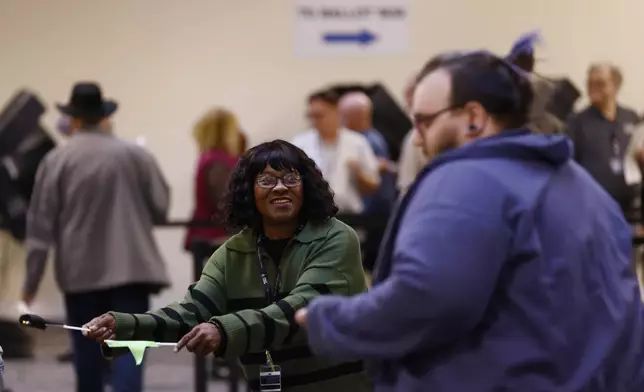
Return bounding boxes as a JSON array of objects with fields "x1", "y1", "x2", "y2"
[{"x1": 463, "y1": 102, "x2": 486, "y2": 135}]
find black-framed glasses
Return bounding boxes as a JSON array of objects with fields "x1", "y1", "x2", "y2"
[
  {"x1": 256, "y1": 172, "x2": 302, "y2": 189},
  {"x1": 412, "y1": 106, "x2": 459, "y2": 132}
]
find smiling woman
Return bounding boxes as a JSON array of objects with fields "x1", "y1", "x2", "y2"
[
  {"x1": 224, "y1": 140, "x2": 339, "y2": 235},
  {"x1": 83, "y1": 140, "x2": 371, "y2": 392}
]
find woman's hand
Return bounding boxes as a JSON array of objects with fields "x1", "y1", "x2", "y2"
[
  {"x1": 82, "y1": 313, "x2": 117, "y2": 342},
  {"x1": 175, "y1": 322, "x2": 222, "y2": 356}
]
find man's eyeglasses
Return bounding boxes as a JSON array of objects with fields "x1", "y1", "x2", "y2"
[
  {"x1": 412, "y1": 106, "x2": 459, "y2": 132},
  {"x1": 256, "y1": 173, "x2": 302, "y2": 189}
]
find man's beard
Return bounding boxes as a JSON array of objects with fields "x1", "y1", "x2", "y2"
[{"x1": 422, "y1": 126, "x2": 461, "y2": 161}]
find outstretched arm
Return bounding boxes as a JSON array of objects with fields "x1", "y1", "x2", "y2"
[
  {"x1": 210, "y1": 227, "x2": 365, "y2": 360},
  {"x1": 304, "y1": 166, "x2": 511, "y2": 360},
  {"x1": 109, "y1": 247, "x2": 228, "y2": 343}
]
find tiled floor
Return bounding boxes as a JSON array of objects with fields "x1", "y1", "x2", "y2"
[{"x1": 3, "y1": 329, "x2": 246, "y2": 391}]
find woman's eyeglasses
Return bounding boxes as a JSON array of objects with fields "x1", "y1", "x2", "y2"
[{"x1": 256, "y1": 173, "x2": 302, "y2": 189}]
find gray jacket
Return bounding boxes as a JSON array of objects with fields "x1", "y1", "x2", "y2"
[{"x1": 24, "y1": 129, "x2": 170, "y2": 294}]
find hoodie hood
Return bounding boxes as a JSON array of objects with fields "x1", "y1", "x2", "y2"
[{"x1": 433, "y1": 128, "x2": 571, "y2": 169}]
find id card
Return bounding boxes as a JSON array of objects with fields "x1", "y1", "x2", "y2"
[
  {"x1": 259, "y1": 365, "x2": 281, "y2": 392},
  {"x1": 610, "y1": 157, "x2": 623, "y2": 174}
]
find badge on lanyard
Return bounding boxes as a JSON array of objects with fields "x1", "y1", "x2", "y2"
[
  {"x1": 260, "y1": 363, "x2": 281, "y2": 392},
  {"x1": 256, "y1": 238, "x2": 285, "y2": 391}
]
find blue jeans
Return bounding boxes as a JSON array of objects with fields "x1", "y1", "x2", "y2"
[{"x1": 65, "y1": 285, "x2": 150, "y2": 392}]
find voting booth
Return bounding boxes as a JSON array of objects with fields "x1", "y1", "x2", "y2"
[
  {"x1": 0, "y1": 90, "x2": 56, "y2": 358},
  {"x1": 0, "y1": 90, "x2": 56, "y2": 240}
]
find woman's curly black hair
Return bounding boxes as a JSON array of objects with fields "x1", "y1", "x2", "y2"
[{"x1": 222, "y1": 139, "x2": 338, "y2": 231}]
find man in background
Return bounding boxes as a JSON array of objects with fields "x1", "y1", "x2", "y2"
[
  {"x1": 338, "y1": 92, "x2": 396, "y2": 271},
  {"x1": 293, "y1": 89, "x2": 380, "y2": 213},
  {"x1": 53, "y1": 114, "x2": 113, "y2": 365},
  {"x1": 566, "y1": 63, "x2": 640, "y2": 217},
  {"x1": 22, "y1": 82, "x2": 170, "y2": 392}
]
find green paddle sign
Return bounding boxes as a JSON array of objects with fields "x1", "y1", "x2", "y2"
[{"x1": 105, "y1": 340, "x2": 176, "y2": 365}]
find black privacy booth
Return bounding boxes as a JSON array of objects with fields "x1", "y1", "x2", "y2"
[
  {"x1": 328, "y1": 83, "x2": 412, "y2": 161},
  {"x1": 0, "y1": 90, "x2": 56, "y2": 358},
  {"x1": 545, "y1": 77, "x2": 581, "y2": 122}
]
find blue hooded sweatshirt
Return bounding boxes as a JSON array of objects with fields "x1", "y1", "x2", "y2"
[{"x1": 305, "y1": 129, "x2": 644, "y2": 392}]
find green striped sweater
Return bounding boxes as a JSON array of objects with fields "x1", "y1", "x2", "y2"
[{"x1": 107, "y1": 218, "x2": 371, "y2": 391}]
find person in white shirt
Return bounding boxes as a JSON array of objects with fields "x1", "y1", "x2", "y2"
[{"x1": 292, "y1": 89, "x2": 380, "y2": 213}]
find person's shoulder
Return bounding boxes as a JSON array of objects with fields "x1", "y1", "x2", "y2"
[
  {"x1": 366, "y1": 128, "x2": 387, "y2": 144},
  {"x1": 291, "y1": 130, "x2": 316, "y2": 145},
  {"x1": 37, "y1": 143, "x2": 69, "y2": 171},
  {"x1": 571, "y1": 106, "x2": 594, "y2": 119},
  {"x1": 114, "y1": 138, "x2": 159, "y2": 164},
  {"x1": 326, "y1": 216, "x2": 357, "y2": 236},
  {"x1": 342, "y1": 128, "x2": 372, "y2": 148},
  {"x1": 324, "y1": 217, "x2": 360, "y2": 246},
  {"x1": 223, "y1": 228, "x2": 255, "y2": 254},
  {"x1": 565, "y1": 106, "x2": 593, "y2": 127},
  {"x1": 300, "y1": 217, "x2": 359, "y2": 247},
  {"x1": 618, "y1": 105, "x2": 640, "y2": 122},
  {"x1": 416, "y1": 160, "x2": 509, "y2": 205}
]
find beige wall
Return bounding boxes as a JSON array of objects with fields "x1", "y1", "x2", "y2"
[{"x1": 2, "y1": 0, "x2": 644, "y2": 318}]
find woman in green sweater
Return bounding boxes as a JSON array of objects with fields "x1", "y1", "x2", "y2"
[{"x1": 83, "y1": 140, "x2": 370, "y2": 391}]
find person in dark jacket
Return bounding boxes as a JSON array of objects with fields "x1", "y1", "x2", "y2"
[
  {"x1": 566, "y1": 63, "x2": 641, "y2": 217},
  {"x1": 296, "y1": 51, "x2": 644, "y2": 391}
]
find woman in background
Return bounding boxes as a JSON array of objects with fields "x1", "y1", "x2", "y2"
[
  {"x1": 184, "y1": 107, "x2": 245, "y2": 384},
  {"x1": 184, "y1": 107, "x2": 243, "y2": 256}
]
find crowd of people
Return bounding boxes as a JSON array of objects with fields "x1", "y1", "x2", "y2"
[{"x1": 3, "y1": 31, "x2": 644, "y2": 392}]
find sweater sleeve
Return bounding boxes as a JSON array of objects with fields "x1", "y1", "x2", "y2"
[
  {"x1": 109, "y1": 247, "x2": 228, "y2": 343},
  {"x1": 210, "y1": 227, "x2": 361, "y2": 360},
  {"x1": 305, "y1": 165, "x2": 511, "y2": 360}
]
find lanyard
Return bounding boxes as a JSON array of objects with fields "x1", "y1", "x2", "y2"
[
  {"x1": 255, "y1": 236, "x2": 283, "y2": 370},
  {"x1": 255, "y1": 226, "x2": 303, "y2": 370},
  {"x1": 256, "y1": 237, "x2": 282, "y2": 305},
  {"x1": 255, "y1": 224, "x2": 304, "y2": 304}
]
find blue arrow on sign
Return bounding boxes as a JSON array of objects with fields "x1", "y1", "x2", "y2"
[{"x1": 323, "y1": 30, "x2": 377, "y2": 45}]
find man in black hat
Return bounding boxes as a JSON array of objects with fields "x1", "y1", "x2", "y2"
[{"x1": 21, "y1": 82, "x2": 171, "y2": 392}]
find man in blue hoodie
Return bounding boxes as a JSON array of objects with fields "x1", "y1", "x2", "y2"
[{"x1": 295, "y1": 51, "x2": 644, "y2": 391}]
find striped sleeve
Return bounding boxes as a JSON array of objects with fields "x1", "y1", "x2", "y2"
[
  {"x1": 211, "y1": 228, "x2": 360, "y2": 359},
  {"x1": 110, "y1": 247, "x2": 228, "y2": 343}
]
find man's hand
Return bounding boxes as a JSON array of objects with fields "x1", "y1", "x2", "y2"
[
  {"x1": 347, "y1": 159, "x2": 361, "y2": 175},
  {"x1": 175, "y1": 323, "x2": 221, "y2": 356},
  {"x1": 82, "y1": 313, "x2": 116, "y2": 342},
  {"x1": 635, "y1": 148, "x2": 644, "y2": 166},
  {"x1": 295, "y1": 308, "x2": 308, "y2": 328},
  {"x1": 378, "y1": 158, "x2": 397, "y2": 174}
]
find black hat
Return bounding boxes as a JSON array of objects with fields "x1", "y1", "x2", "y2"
[{"x1": 56, "y1": 82, "x2": 118, "y2": 119}]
